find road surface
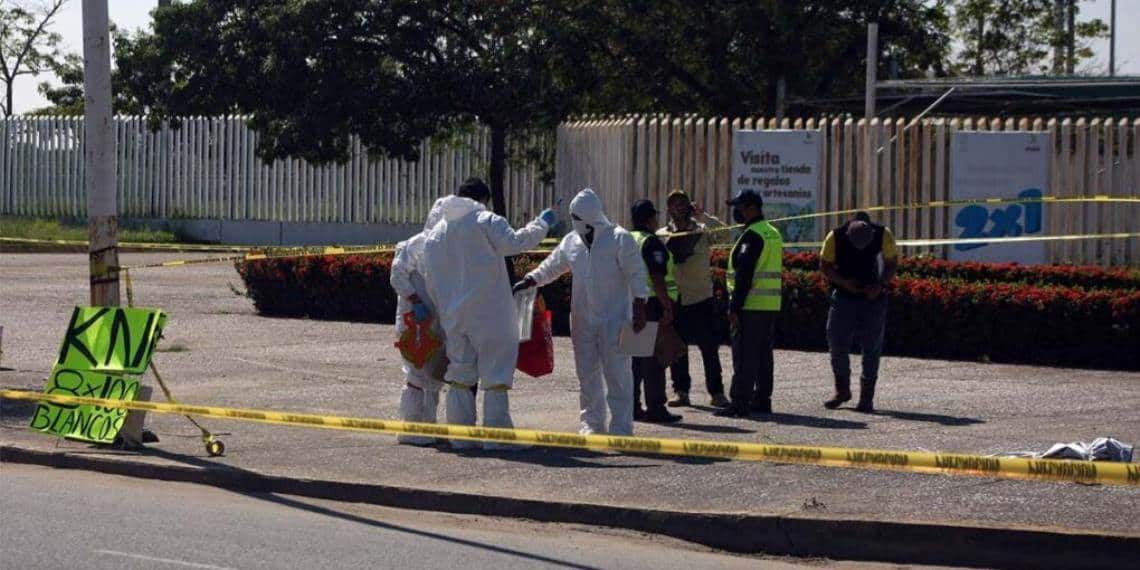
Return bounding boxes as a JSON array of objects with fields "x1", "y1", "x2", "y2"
[{"x1": 0, "y1": 464, "x2": 933, "y2": 569}]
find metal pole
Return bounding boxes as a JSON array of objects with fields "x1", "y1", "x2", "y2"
[
  {"x1": 83, "y1": 0, "x2": 118, "y2": 306},
  {"x1": 864, "y1": 23, "x2": 878, "y2": 120},
  {"x1": 775, "y1": 77, "x2": 786, "y2": 124},
  {"x1": 1109, "y1": 0, "x2": 1116, "y2": 76},
  {"x1": 863, "y1": 23, "x2": 878, "y2": 206}
]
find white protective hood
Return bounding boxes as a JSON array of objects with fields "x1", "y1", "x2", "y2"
[{"x1": 569, "y1": 188, "x2": 611, "y2": 227}]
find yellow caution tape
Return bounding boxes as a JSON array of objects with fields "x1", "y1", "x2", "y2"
[
  {"x1": 3, "y1": 389, "x2": 1136, "y2": 487},
  {"x1": 665, "y1": 194, "x2": 1140, "y2": 239},
  {"x1": 714, "y1": 232, "x2": 1140, "y2": 250},
  {"x1": 0, "y1": 236, "x2": 259, "y2": 253}
]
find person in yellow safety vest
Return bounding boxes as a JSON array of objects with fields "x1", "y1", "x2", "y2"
[
  {"x1": 715, "y1": 189, "x2": 783, "y2": 418},
  {"x1": 628, "y1": 199, "x2": 682, "y2": 423}
]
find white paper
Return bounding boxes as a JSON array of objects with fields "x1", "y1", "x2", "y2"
[
  {"x1": 514, "y1": 288, "x2": 537, "y2": 342},
  {"x1": 618, "y1": 322, "x2": 658, "y2": 357}
]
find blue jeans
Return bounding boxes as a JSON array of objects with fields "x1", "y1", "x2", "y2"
[{"x1": 826, "y1": 291, "x2": 887, "y2": 394}]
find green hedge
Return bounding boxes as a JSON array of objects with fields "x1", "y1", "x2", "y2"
[{"x1": 236, "y1": 253, "x2": 1140, "y2": 370}]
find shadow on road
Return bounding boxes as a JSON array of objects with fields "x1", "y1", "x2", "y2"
[
  {"x1": 668, "y1": 422, "x2": 755, "y2": 435},
  {"x1": 866, "y1": 409, "x2": 985, "y2": 426},
  {"x1": 138, "y1": 447, "x2": 600, "y2": 570},
  {"x1": 759, "y1": 412, "x2": 867, "y2": 430}
]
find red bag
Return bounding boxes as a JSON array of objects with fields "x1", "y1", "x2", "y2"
[
  {"x1": 516, "y1": 298, "x2": 555, "y2": 378},
  {"x1": 394, "y1": 312, "x2": 443, "y2": 370}
]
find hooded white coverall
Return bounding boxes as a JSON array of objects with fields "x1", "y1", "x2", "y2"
[
  {"x1": 421, "y1": 195, "x2": 551, "y2": 448},
  {"x1": 525, "y1": 189, "x2": 648, "y2": 435},
  {"x1": 390, "y1": 199, "x2": 446, "y2": 445}
]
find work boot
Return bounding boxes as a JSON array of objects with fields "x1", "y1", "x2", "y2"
[
  {"x1": 642, "y1": 410, "x2": 683, "y2": 424},
  {"x1": 710, "y1": 393, "x2": 731, "y2": 408},
  {"x1": 713, "y1": 405, "x2": 748, "y2": 418},
  {"x1": 824, "y1": 375, "x2": 852, "y2": 409},
  {"x1": 667, "y1": 391, "x2": 690, "y2": 407},
  {"x1": 823, "y1": 391, "x2": 852, "y2": 410},
  {"x1": 855, "y1": 376, "x2": 876, "y2": 413},
  {"x1": 749, "y1": 399, "x2": 772, "y2": 415}
]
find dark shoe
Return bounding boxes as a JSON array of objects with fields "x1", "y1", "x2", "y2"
[
  {"x1": 855, "y1": 400, "x2": 874, "y2": 413},
  {"x1": 667, "y1": 391, "x2": 690, "y2": 408},
  {"x1": 643, "y1": 411, "x2": 683, "y2": 424},
  {"x1": 714, "y1": 405, "x2": 748, "y2": 418},
  {"x1": 141, "y1": 429, "x2": 160, "y2": 444},
  {"x1": 823, "y1": 391, "x2": 852, "y2": 410},
  {"x1": 634, "y1": 407, "x2": 647, "y2": 421},
  {"x1": 709, "y1": 393, "x2": 731, "y2": 408},
  {"x1": 749, "y1": 399, "x2": 772, "y2": 415}
]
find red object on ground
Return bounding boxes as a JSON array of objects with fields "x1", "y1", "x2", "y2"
[{"x1": 517, "y1": 299, "x2": 555, "y2": 378}]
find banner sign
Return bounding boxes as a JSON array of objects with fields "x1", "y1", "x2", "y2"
[
  {"x1": 950, "y1": 132, "x2": 1050, "y2": 264},
  {"x1": 30, "y1": 366, "x2": 141, "y2": 443},
  {"x1": 731, "y1": 130, "x2": 822, "y2": 242},
  {"x1": 30, "y1": 306, "x2": 166, "y2": 443},
  {"x1": 55, "y1": 306, "x2": 167, "y2": 375}
]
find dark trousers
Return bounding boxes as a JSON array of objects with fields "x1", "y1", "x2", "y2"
[
  {"x1": 669, "y1": 298, "x2": 725, "y2": 396},
  {"x1": 826, "y1": 292, "x2": 887, "y2": 395},
  {"x1": 633, "y1": 299, "x2": 668, "y2": 415},
  {"x1": 728, "y1": 311, "x2": 777, "y2": 408}
]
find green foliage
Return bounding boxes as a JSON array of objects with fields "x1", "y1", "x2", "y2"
[
  {"x1": 0, "y1": 0, "x2": 69, "y2": 116},
  {"x1": 950, "y1": 0, "x2": 1108, "y2": 76},
  {"x1": 0, "y1": 216, "x2": 177, "y2": 243},
  {"x1": 32, "y1": 27, "x2": 145, "y2": 116}
]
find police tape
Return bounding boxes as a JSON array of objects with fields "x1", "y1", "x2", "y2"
[
  {"x1": 0, "y1": 236, "x2": 260, "y2": 253},
  {"x1": 3, "y1": 389, "x2": 1137, "y2": 487},
  {"x1": 665, "y1": 194, "x2": 1140, "y2": 239}
]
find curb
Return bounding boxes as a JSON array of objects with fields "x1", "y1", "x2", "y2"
[{"x1": 3, "y1": 445, "x2": 1136, "y2": 568}]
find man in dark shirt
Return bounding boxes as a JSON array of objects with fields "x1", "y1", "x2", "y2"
[
  {"x1": 715, "y1": 190, "x2": 784, "y2": 417},
  {"x1": 629, "y1": 200, "x2": 682, "y2": 424}
]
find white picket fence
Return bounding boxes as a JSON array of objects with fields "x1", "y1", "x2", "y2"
[
  {"x1": 556, "y1": 115, "x2": 1140, "y2": 266},
  {"x1": 0, "y1": 116, "x2": 554, "y2": 225}
]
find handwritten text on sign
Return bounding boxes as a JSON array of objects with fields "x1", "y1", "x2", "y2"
[
  {"x1": 56, "y1": 306, "x2": 167, "y2": 375},
  {"x1": 30, "y1": 367, "x2": 140, "y2": 443},
  {"x1": 30, "y1": 306, "x2": 167, "y2": 443}
]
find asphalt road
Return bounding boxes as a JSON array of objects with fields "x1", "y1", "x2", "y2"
[{"x1": 0, "y1": 465, "x2": 934, "y2": 570}]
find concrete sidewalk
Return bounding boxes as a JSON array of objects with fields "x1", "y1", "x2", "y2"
[{"x1": 2, "y1": 253, "x2": 1138, "y2": 566}]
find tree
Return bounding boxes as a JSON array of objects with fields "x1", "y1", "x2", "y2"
[
  {"x1": 0, "y1": 0, "x2": 70, "y2": 116},
  {"x1": 951, "y1": 0, "x2": 1107, "y2": 76},
  {"x1": 116, "y1": 0, "x2": 600, "y2": 216},
  {"x1": 32, "y1": 28, "x2": 144, "y2": 115},
  {"x1": 575, "y1": 1, "x2": 951, "y2": 117}
]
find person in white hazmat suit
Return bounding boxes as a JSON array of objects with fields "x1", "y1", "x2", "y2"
[
  {"x1": 389, "y1": 198, "x2": 446, "y2": 445},
  {"x1": 421, "y1": 178, "x2": 557, "y2": 449},
  {"x1": 513, "y1": 189, "x2": 649, "y2": 436}
]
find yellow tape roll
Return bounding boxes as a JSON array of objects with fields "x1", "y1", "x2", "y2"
[{"x1": 3, "y1": 389, "x2": 1136, "y2": 487}]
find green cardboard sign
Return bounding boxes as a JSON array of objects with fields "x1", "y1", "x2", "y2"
[
  {"x1": 29, "y1": 366, "x2": 140, "y2": 443},
  {"x1": 55, "y1": 306, "x2": 167, "y2": 375}
]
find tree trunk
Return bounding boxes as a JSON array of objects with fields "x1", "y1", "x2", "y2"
[
  {"x1": 488, "y1": 124, "x2": 507, "y2": 217},
  {"x1": 5, "y1": 81, "x2": 12, "y2": 117},
  {"x1": 973, "y1": 14, "x2": 985, "y2": 75},
  {"x1": 1065, "y1": 0, "x2": 1075, "y2": 74}
]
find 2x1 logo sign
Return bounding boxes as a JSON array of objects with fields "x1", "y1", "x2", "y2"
[{"x1": 56, "y1": 306, "x2": 167, "y2": 375}]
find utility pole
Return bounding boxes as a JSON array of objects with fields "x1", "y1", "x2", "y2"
[
  {"x1": 863, "y1": 23, "x2": 878, "y2": 207},
  {"x1": 1109, "y1": 0, "x2": 1116, "y2": 76},
  {"x1": 83, "y1": 0, "x2": 118, "y2": 306}
]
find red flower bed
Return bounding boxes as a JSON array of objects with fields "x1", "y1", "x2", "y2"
[{"x1": 237, "y1": 252, "x2": 1140, "y2": 370}]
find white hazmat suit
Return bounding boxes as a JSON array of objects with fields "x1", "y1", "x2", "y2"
[
  {"x1": 390, "y1": 199, "x2": 446, "y2": 445},
  {"x1": 421, "y1": 195, "x2": 551, "y2": 449},
  {"x1": 525, "y1": 189, "x2": 649, "y2": 435}
]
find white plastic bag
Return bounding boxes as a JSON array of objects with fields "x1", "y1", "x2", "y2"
[{"x1": 514, "y1": 287, "x2": 537, "y2": 342}]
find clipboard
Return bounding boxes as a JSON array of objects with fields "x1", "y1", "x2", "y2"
[{"x1": 618, "y1": 322, "x2": 658, "y2": 357}]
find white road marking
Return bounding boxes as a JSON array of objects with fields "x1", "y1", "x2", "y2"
[{"x1": 92, "y1": 549, "x2": 237, "y2": 570}]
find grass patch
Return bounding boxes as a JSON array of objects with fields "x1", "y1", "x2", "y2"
[{"x1": 1, "y1": 216, "x2": 177, "y2": 243}]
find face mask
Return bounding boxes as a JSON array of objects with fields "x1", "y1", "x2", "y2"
[
  {"x1": 572, "y1": 220, "x2": 593, "y2": 236},
  {"x1": 732, "y1": 207, "x2": 746, "y2": 224}
]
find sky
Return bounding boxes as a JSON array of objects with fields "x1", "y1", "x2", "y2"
[{"x1": 8, "y1": 0, "x2": 1140, "y2": 114}]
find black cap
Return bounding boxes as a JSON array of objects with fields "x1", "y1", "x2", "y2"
[
  {"x1": 726, "y1": 189, "x2": 763, "y2": 208},
  {"x1": 630, "y1": 199, "x2": 658, "y2": 221}
]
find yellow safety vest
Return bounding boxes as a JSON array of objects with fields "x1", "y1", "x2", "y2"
[
  {"x1": 630, "y1": 230, "x2": 678, "y2": 301},
  {"x1": 726, "y1": 220, "x2": 783, "y2": 311}
]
